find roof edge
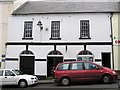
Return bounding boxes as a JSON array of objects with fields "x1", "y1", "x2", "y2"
[{"x1": 12, "y1": 1, "x2": 28, "y2": 15}]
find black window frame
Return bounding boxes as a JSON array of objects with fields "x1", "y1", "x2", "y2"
[
  {"x1": 22, "y1": 21, "x2": 33, "y2": 40},
  {"x1": 79, "y1": 20, "x2": 91, "y2": 39},
  {"x1": 50, "y1": 21, "x2": 61, "y2": 40}
]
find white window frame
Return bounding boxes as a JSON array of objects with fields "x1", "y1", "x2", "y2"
[
  {"x1": 50, "y1": 21, "x2": 61, "y2": 40},
  {"x1": 80, "y1": 20, "x2": 90, "y2": 39},
  {"x1": 23, "y1": 21, "x2": 33, "y2": 39}
]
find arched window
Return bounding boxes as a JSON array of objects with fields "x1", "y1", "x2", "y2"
[
  {"x1": 77, "y1": 50, "x2": 94, "y2": 62},
  {"x1": 48, "y1": 50, "x2": 62, "y2": 55},
  {"x1": 20, "y1": 50, "x2": 34, "y2": 55},
  {"x1": 78, "y1": 50, "x2": 93, "y2": 55}
]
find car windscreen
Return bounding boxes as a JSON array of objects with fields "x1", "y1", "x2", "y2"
[{"x1": 12, "y1": 70, "x2": 23, "y2": 75}]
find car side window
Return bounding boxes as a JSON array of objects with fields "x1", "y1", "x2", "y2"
[
  {"x1": 5, "y1": 70, "x2": 15, "y2": 76},
  {"x1": 84, "y1": 63, "x2": 97, "y2": 70},
  {"x1": 71, "y1": 62, "x2": 83, "y2": 70},
  {"x1": 0, "y1": 70, "x2": 3, "y2": 76},
  {"x1": 58, "y1": 63, "x2": 69, "y2": 70}
]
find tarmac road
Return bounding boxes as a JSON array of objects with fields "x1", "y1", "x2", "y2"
[{"x1": 1, "y1": 81, "x2": 119, "y2": 90}]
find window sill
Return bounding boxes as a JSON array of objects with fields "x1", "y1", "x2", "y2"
[
  {"x1": 50, "y1": 38, "x2": 61, "y2": 40},
  {"x1": 22, "y1": 38, "x2": 33, "y2": 40},
  {"x1": 79, "y1": 37, "x2": 91, "y2": 39}
]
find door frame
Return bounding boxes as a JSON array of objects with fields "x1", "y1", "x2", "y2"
[
  {"x1": 19, "y1": 54, "x2": 35, "y2": 75},
  {"x1": 47, "y1": 55, "x2": 63, "y2": 77},
  {"x1": 101, "y1": 52, "x2": 111, "y2": 68}
]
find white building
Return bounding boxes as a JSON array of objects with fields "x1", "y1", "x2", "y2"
[{"x1": 5, "y1": 1, "x2": 118, "y2": 79}]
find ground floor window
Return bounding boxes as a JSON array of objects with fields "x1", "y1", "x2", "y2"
[{"x1": 77, "y1": 50, "x2": 94, "y2": 62}]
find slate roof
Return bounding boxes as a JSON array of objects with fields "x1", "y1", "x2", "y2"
[
  {"x1": 0, "y1": 0, "x2": 15, "y2": 2},
  {"x1": 12, "y1": 1, "x2": 120, "y2": 15}
]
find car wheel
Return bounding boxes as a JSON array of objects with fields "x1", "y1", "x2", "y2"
[
  {"x1": 19, "y1": 80, "x2": 28, "y2": 88},
  {"x1": 61, "y1": 77, "x2": 70, "y2": 86},
  {"x1": 102, "y1": 75, "x2": 112, "y2": 84}
]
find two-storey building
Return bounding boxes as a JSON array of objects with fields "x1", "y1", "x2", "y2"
[{"x1": 5, "y1": 1, "x2": 119, "y2": 78}]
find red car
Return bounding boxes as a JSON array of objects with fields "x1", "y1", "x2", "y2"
[{"x1": 54, "y1": 61, "x2": 118, "y2": 86}]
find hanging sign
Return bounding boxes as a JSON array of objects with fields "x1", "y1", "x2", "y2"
[{"x1": 113, "y1": 39, "x2": 120, "y2": 45}]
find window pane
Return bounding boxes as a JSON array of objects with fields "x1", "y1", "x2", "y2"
[
  {"x1": 71, "y1": 63, "x2": 83, "y2": 70},
  {"x1": 58, "y1": 63, "x2": 69, "y2": 70},
  {"x1": 51, "y1": 21, "x2": 60, "y2": 38},
  {"x1": 5, "y1": 70, "x2": 15, "y2": 76},
  {"x1": 0, "y1": 70, "x2": 3, "y2": 76},
  {"x1": 80, "y1": 20, "x2": 89, "y2": 38},
  {"x1": 84, "y1": 63, "x2": 97, "y2": 70},
  {"x1": 24, "y1": 21, "x2": 33, "y2": 38}
]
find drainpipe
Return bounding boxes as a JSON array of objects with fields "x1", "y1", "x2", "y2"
[{"x1": 110, "y1": 13, "x2": 114, "y2": 70}]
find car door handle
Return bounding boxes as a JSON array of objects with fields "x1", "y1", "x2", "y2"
[{"x1": 5, "y1": 77, "x2": 7, "y2": 78}]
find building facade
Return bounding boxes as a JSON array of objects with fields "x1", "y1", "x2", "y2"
[
  {"x1": 5, "y1": 1, "x2": 119, "y2": 78},
  {"x1": 0, "y1": 0, "x2": 28, "y2": 69},
  {"x1": 0, "y1": 0, "x2": 14, "y2": 69},
  {"x1": 112, "y1": 13, "x2": 120, "y2": 73}
]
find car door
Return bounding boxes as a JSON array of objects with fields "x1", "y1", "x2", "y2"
[
  {"x1": 3, "y1": 70, "x2": 17, "y2": 85},
  {"x1": 84, "y1": 62, "x2": 103, "y2": 81},
  {"x1": 69, "y1": 62, "x2": 85, "y2": 81}
]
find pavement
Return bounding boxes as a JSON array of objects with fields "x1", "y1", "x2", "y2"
[{"x1": 38, "y1": 79, "x2": 54, "y2": 84}]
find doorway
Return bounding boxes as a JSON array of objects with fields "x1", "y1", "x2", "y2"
[
  {"x1": 102, "y1": 53, "x2": 111, "y2": 68},
  {"x1": 47, "y1": 57, "x2": 63, "y2": 77},
  {"x1": 20, "y1": 56, "x2": 35, "y2": 75}
]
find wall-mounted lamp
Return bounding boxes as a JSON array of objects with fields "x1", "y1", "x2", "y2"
[{"x1": 37, "y1": 20, "x2": 43, "y2": 30}]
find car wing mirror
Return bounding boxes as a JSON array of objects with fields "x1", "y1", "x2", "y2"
[{"x1": 96, "y1": 66, "x2": 99, "y2": 70}]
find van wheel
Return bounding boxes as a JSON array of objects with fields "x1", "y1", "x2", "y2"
[
  {"x1": 19, "y1": 80, "x2": 28, "y2": 88},
  {"x1": 61, "y1": 77, "x2": 70, "y2": 86},
  {"x1": 102, "y1": 75, "x2": 112, "y2": 84}
]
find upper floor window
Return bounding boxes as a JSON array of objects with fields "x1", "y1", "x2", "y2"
[
  {"x1": 80, "y1": 20, "x2": 90, "y2": 39},
  {"x1": 23, "y1": 21, "x2": 33, "y2": 40},
  {"x1": 50, "y1": 21, "x2": 61, "y2": 40}
]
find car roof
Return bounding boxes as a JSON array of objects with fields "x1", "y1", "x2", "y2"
[{"x1": 59, "y1": 60, "x2": 97, "y2": 64}]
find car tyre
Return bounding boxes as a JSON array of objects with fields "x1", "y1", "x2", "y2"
[
  {"x1": 102, "y1": 75, "x2": 112, "y2": 84},
  {"x1": 61, "y1": 77, "x2": 70, "y2": 86},
  {"x1": 18, "y1": 80, "x2": 28, "y2": 88}
]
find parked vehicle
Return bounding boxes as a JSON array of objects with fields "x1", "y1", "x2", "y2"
[
  {"x1": 54, "y1": 61, "x2": 118, "y2": 86},
  {"x1": 0, "y1": 69, "x2": 38, "y2": 88}
]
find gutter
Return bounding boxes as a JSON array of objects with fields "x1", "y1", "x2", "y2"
[{"x1": 110, "y1": 12, "x2": 114, "y2": 70}]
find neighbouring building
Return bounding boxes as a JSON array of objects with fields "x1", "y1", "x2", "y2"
[
  {"x1": 5, "y1": 1, "x2": 119, "y2": 78},
  {"x1": 112, "y1": 12, "x2": 120, "y2": 74},
  {"x1": 0, "y1": 0, "x2": 28, "y2": 69},
  {"x1": 0, "y1": 0, "x2": 14, "y2": 69}
]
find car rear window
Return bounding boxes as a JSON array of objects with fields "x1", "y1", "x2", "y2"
[{"x1": 58, "y1": 63, "x2": 69, "y2": 70}]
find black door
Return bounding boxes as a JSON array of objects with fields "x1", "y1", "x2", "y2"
[
  {"x1": 47, "y1": 57, "x2": 63, "y2": 77},
  {"x1": 20, "y1": 56, "x2": 35, "y2": 75},
  {"x1": 102, "y1": 53, "x2": 111, "y2": 68}
]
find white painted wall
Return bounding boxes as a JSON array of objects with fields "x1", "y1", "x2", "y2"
[
  {"x1": 35, "y1": 61, "x2": 47, "y2": 76},
  {"x1": 7, "y1": 13, "x2": 112, "y2": 42},
  {"x1": 6, "y1": 13, "x2": 113, "y2": 75}
]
